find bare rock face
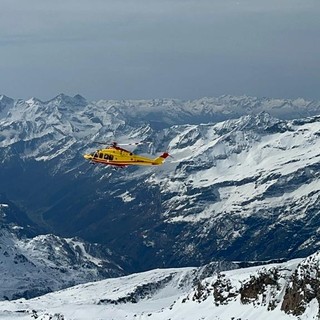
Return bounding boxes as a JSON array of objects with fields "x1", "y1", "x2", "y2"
[
  {"x1": 240, "y1": 267, "x2": 280, "y2": 309},
  {"x1": 281, "y1": 254, "x2": 320, "y2": 316}
]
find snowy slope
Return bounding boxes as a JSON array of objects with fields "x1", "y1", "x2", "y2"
[
  {"x1": 1, "y1": 252, "x2": 320, "y2": 319},
  {"x1": 124, "y1": 112, "x2": 320, "y2": 266},
  {"x1": 160, "y1": 114, "x2": 320, "y2": 217}
]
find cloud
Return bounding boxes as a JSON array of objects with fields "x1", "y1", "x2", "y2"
[{"x1": 0, "y1": 0, "x2": 320, "y2": 100}]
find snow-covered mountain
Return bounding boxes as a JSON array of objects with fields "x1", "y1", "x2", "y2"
[
  {"x1": 1, "y1": 252, "x2": 320, "y2": 319},
  {"x1": 0, "y1": 202, "x2": 126, "y2": 300},
  {"x1": 152, "y1": 112, "x2": 320, "y2": 263},
  {"x1": 1, "y1": 93, "x2": 320, "y2": 271}
]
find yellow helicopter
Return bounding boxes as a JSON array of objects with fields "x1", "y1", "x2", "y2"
[{"x1": 84, "y1": 142, "x2": 170, "y2": 168}]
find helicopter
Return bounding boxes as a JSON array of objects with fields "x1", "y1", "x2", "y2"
[{"x1": 83, "y1": 142, "x2": 170, "y2": 168}]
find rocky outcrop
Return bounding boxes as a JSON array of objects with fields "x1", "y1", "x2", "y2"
[
  {"x1": 281, "y1": 254, "x2": 320, "y2": 316},
  {"x1": 178, "y1": 252, "x2": 320, "y2": 318}
]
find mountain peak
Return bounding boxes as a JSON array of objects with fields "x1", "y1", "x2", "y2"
[
  {"x1": 0, "y1": 95, "x2": 14, "y2": 104},
  {"x1": 0, "y1": 95, "x2": 14, "y2": 114},
  {"x1": 232, "y1": 111, "x2": 288, "y2": 134},
  {"x1": 0, "y1": 94, "x2": 13, "y2": 101},
  {"x1": 48, "y1": 93, "x2": 87, "y2": 109},
  {"x1": 26, "y1": 97, "x2": 44, "y2": 105}
]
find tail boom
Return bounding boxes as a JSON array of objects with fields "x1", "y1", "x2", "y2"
[{"x1": 153, "y1": 152, "x2": 170, "y2": 165}]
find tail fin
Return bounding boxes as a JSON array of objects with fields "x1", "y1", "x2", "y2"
[{"x1": 153, "y1": 152, "x2": 170, "y2": 165}]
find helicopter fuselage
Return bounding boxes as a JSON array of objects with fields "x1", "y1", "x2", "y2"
[{"x1": 84, "y1": 146, "x2": 169, "y2": 167}]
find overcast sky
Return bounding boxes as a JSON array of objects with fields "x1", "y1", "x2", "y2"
[{"x1": 1, "y1": 0, "x2": 320, "y2": 101}]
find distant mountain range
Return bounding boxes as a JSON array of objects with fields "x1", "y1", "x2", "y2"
[{"x1": 1, "y1": 93, "x2": 320, "y2": 273}]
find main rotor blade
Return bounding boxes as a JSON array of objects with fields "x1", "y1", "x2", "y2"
[
  {"x1": 92, "y1": 141, "x2": 144, "y2": 147},
  {"x1": 116, "y1": 142, "x2": 144, "y2": 146}
]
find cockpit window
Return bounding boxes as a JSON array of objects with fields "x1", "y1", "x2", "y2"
[{"x1": 104, "y1": 154, "x2": 114, "y2": 160}]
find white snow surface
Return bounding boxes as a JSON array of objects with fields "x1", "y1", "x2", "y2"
[
  {"x1": 2, "y1": 255, "x2": 320, "y2": 320},
  {"x1": 117, "y1": 191, "x2": 135, "y2": 202},
  {"x1": 149, "y1": 114, "x2": 320, "y2": 232}
]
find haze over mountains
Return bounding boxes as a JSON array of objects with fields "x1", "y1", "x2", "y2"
[{"x1": 1, "y1": 93, "x2": 320, "y2": 318}]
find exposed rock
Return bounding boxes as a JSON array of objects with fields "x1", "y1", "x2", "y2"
[{"x1": 281, "y1": 255, "x2": 320, "y2": 316}]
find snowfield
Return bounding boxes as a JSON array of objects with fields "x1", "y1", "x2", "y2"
[{"x1": 1, "y1": 255, "x2": 320, "y2": 319}]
